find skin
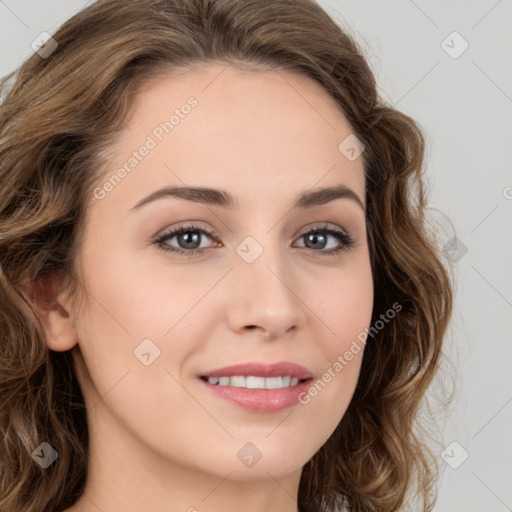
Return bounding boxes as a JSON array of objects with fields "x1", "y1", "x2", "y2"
[{"x1": 36, "y1": 62, "x2": 373, "y2": 512}]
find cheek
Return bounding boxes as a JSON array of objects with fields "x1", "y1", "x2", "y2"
[
  {"x1": 72, "y1": 238, "x2": 223, "y2": 404},
  {"x1": 71, "y1": 243, "x2": 169, "y2": 396},
  {"x1": 71, "y1": 249, "x2": 207, "y2": 453},
  {"x1": 78, "y1": 234, "x2": 206, "y2": 338},
  {"x1": 297, "y1": 258, "x2": 373, "y2": 431},
  {"x1": 313, "y1": 253, "x2": 374, "y2": 346}
]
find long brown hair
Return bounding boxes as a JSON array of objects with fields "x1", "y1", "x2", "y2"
[{"x1": 0, "y1": 1, "x2": 453, "y2": 511}]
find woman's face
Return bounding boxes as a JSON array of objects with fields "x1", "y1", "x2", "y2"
[{"x1": 57, "y1": 63, "x2": 373, "y2": 482}]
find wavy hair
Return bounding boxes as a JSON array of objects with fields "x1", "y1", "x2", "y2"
[{"x1": 0, "y1": 0, "x2": 454, "y2": 511}]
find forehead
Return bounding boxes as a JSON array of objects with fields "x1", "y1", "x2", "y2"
[
  {"x1": 91, "y1": 63, "x2": 366, "y2": 215},
  {"x1": 125, "y1": 63, "x2": 353, "y2": 141}
]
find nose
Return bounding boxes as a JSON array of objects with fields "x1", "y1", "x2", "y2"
[{"x1": 226, "y1": 246, "x2": 307, "y2": 341}]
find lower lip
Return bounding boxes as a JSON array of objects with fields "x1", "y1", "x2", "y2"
[{"x1": 198, "y1": 377, "x2": 313, "y2": 412}]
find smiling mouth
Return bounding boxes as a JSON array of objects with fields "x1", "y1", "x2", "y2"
[{"x1": 199, "y1": 375, "x2": 312, "y2": 389}]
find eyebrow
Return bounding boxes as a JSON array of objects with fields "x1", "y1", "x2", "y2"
[{"x1": 130, "y1": 184, "x2": 365, "y2": 212}]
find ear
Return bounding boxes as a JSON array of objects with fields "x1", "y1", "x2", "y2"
[{"x1": 22, "y1": 273, "x2": 78, "y2": 352}]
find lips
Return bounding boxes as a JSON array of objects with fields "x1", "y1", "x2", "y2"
[
  {"x1": 197, "y1": 361, "x2": 315, "y2": 412},
  {"x1": 199, "y1": 361, "x2": 314, "y2": 380}
]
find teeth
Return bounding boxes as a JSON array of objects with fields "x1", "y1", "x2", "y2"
[
  {"x1": 230, "y1": 376, "x2": 246, "y2": 387},
  {"x1": 244, "y1": 376, "x2": 263, "y2": 388},
  {"x1": 206, "y1": 375, "x2": 303, "y2": 389}
]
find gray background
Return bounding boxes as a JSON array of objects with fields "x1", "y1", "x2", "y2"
[{"x1": 1, "y1": 1, "x2": 511, "y2": 510}]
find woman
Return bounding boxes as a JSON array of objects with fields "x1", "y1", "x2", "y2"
[{"x1": 0, "y1": 1, "x2": 453, "y2": 511}]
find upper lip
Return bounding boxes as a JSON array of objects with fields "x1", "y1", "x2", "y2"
[{"x1": 200, "y1": 361, "x2": 314, "y2": 380}]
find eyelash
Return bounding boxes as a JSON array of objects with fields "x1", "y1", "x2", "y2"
[{"x1": 154, "y1": 223, "x2": 355, "y2": 258}]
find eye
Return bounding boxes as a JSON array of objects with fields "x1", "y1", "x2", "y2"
[
  {"x1": 154, "y1": 223, "x2": 355, "y2": 257},
  {"x1": 154, "y1": 223, "x2": 218, "y2": 255},
  {"x1": 293, "y1": 224, "x2": 355, "y2": 257}
]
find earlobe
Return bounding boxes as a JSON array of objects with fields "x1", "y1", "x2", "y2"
[{"x1": 22, "y1": 273, "x2": 79, "y2": 352}]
